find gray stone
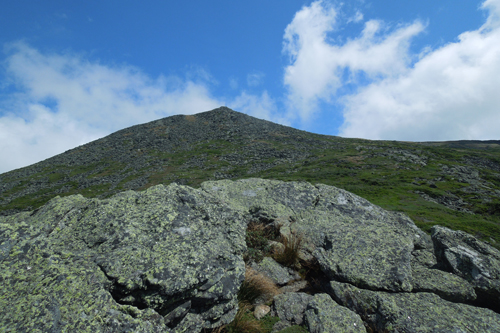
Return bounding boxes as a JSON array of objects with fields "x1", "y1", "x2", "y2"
[
  {"x1": 0, "y1": 183, "x2": 247, "y2": 332},
  {"x1": 273, "y1": 292, "x2": 313, "y2": 326},
  {"x1": 412, "y1": 249, "x2": 437, "y2": 267},
  {"x1": 432, "y1": 225, "x2": 500, "y2": 310},
  {"x1": 204, "y1": 179, "x2": 431, "y2": 292},
  {"x1": 252, "y1": 256, "x2": 300, "y2": 286},
  {"x1": 3, "y1": 177, "x2": 500, "y2": 333},
  {"x1": 279, "y1": 280, "x2": 308, "y2": 294},
  {"x1": 411, "y1": 264, "x2": 477, "y2": 303},
  {"x1": 305, "y1": 293, "x2": 366, "y2": 333},
  {"x1": 329, "y1": 280, "x2": 500, "y2": 333},
  {"x1": 410, "y1": 249, "x2": 477, "y2": 303}
]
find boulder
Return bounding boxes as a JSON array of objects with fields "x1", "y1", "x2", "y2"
[
  {"x1": 432, "y1": 225, "x2": 500, "y2": 310},
  {"x1": 251, "y1": 256, "x2": 301, "y2": 286},
  {"x1": 304, "y1": 293, "x2": 366, "y2": 333},
  {"x1": 203, "y1": 179, "x2": 431, "y2": 292},
  {"x1": 2, "y1": 178, "x2": 500, "y2": 332},
  {"x1": 0, "y1": 183, "x2": 247, "y2": 332},
  {"x1": 410, "y1": 263, "x2": 477, "y2": 303},
  {"x1": 272, "y1": 292, "x2": 312, "y2": 326},
  {"x1": 329, "y1": 280, "x2": 500, "y2": 332},
  {"x1": 410, "y1": 247, "x2": 477, "y2": 303}
]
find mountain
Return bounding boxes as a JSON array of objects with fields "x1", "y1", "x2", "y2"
[{"x1": 1, "y1": 106, "x2": 500, "y2": 247}]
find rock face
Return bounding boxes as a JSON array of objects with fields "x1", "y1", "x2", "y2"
[
  {"x1": 432, "y1": 225, "x2": 500, "y2": 311},
  {"x1": 2, "y1": 178, "x2": 500, "y2": 332},
  {"x1": 0, "y1": 183, "x2": 247, "y2": 332}
]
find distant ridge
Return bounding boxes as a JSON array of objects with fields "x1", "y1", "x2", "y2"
[{"x1": 420, "y1": 140, "x2": 500, "y2": 149}]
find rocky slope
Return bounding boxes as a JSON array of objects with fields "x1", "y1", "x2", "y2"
[
  {"x1": 1, "y1": 178, "x2": 499, "y2": 332},
  {"x1": 1, "y1": 107, "x2": 500, "y2": 247}
]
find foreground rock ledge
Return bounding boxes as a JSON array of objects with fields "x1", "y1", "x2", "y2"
[{"x1": 1, "y1": 178, "x2": 499, "y2": 332}]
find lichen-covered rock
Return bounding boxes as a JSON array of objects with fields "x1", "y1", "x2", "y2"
[
  {"x1": 3, "y1": 177, "x2": 500, "y2": 332},
  {"x1": 410, "y1": 249, "x2": 477, "y2": 303},
  {"x1": 329, "y1": 281, "x2": 500, "y2": 332},
  {"x1": 432, "y1": 225, "x2": 500, "y2": 310},
  {"x1": 251, "y1": 256, "x2": 300, "y2": 286},
  {"x1": 304, "y1": 293, "x2": 366, "y2": 333},
  {"x1": 411, "y1": 263, "x2": 477, "y2": 303},
  {"x1": 203, "y1": 179, "x2": 431, "y2": 292},
  {"x1": 0, "y1": 183, "x2": 247, "y2": 332},
  {"x1": 273, "y1": 292, "x2": 313, "y2": 326}
]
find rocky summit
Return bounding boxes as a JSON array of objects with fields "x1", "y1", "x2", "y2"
[
  {"x1": 1, "y1": 178, "x2": 500, "y2": 332},
  {"x1": 2, "y1": 107, "x2": 500, "y2": 251}
]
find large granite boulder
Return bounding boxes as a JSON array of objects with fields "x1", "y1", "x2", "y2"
[
  {"x1": 202, "y1": 179, "x2": 430, "y2": 292},
  {"x1": 0, "y1": 183, "x2": 247, "y2": 332},
  {"x1": 2, "y1": 178, "x2": 500, "y2": 332},
  {"x1": 432, "y1": 225, "x2": 500, "y2": 311},
  {"x1": 329, "y1": 280, "x2": 500, "y2": 332},
  {"x1": 305, "y1": 293, "x2": 366, "y2": 333},
  {"x1": 272, "y1": 292, "x2": 313, "y2": 326},
  {"x1": 201, "y1": 178, "x2": 500, "y2": 329}
]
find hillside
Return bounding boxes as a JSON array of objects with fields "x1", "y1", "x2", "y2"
[{"x1": 1, "y1": 106, "x2": 500, "y2": 247}]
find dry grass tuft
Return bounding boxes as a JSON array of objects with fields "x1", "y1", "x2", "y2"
[
  {"x1": 273, "y1": 232, "x2": 303, "y2": 269},
  {"x1": 238, "y1": 267, "x2": 279, "y2": 305}
]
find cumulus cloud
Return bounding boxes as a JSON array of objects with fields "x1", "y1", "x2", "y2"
[
  {"x1": 229, "y1": 90, "x2": 289, "y2": 126},
  {"x1": 0, "y1": 42, "x2": 222, "y2": 173},
  {"x1": 340, "y1": 0, "x2": 500, "y2": 140},
  {"x1": 282, "y1": 0, "x2": 425, "y2": 121},
  {"x1": 283, "y1": 0, "x2": 500, "y2": 141}
]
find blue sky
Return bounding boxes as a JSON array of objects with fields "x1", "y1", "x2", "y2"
[{"x1": 1, "y1": 0, "x2": 499, "y2": 173}]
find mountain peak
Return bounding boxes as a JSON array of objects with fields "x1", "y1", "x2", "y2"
[{"x1": 1, "y1": 107, "x2": 500, "y2": 257}]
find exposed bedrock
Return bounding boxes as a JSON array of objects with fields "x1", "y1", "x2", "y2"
[{"x1": 2, "y1": 178, "x2": 500, "y2": 332}]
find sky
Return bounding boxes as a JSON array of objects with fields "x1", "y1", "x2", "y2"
[{"x1": 1, "y1": 0, "x2": 499, "y2": 173}]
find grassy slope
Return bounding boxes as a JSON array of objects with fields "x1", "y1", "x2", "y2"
[{"x1": 2, "y1": 124, "x2": 500, "y2": 249}]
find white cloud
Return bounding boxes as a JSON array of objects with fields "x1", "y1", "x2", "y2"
[
  {"x1": 247, "y1": 71, "x2": 265, "y2": 87},
  {"x1": 347, "y1": 10, "x2": 364, "y2": 24},
  {"x1": 282, "y1": 0, "x2": 425, "y2": 121},
  {"x1": 229, "y1": 91, "x2": 289, "y2": 126},
  {"x1": 0, "y1": 42, "x2": 222, "y2": 173},
  {"x1": 340, "y1": 0, "x2": 500, "y2": 140},
  {"x1": 0, "y1": 105, "x2": 98, "y2": 173},
  {"x1": 283, "y1": 0, "x2": 500, "y2": 141}
]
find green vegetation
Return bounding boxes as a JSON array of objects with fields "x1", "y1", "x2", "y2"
[
  {"x1": 244, "y1": 221, "x2": 279, "y2": 263},
  {"x1": 214, "y1": 266, "x2": 280, "y2": 333},
  {"x1": 2, "y1": 115, "x2": 500, "y2": 250}
]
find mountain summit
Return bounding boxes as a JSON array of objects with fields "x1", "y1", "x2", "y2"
[
  {"x1": 1, "y1": 107, "x2": 500, "y2": 248},
  {"x1": 0, "y1": 107, "x2": 327, "y2": 215}
]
